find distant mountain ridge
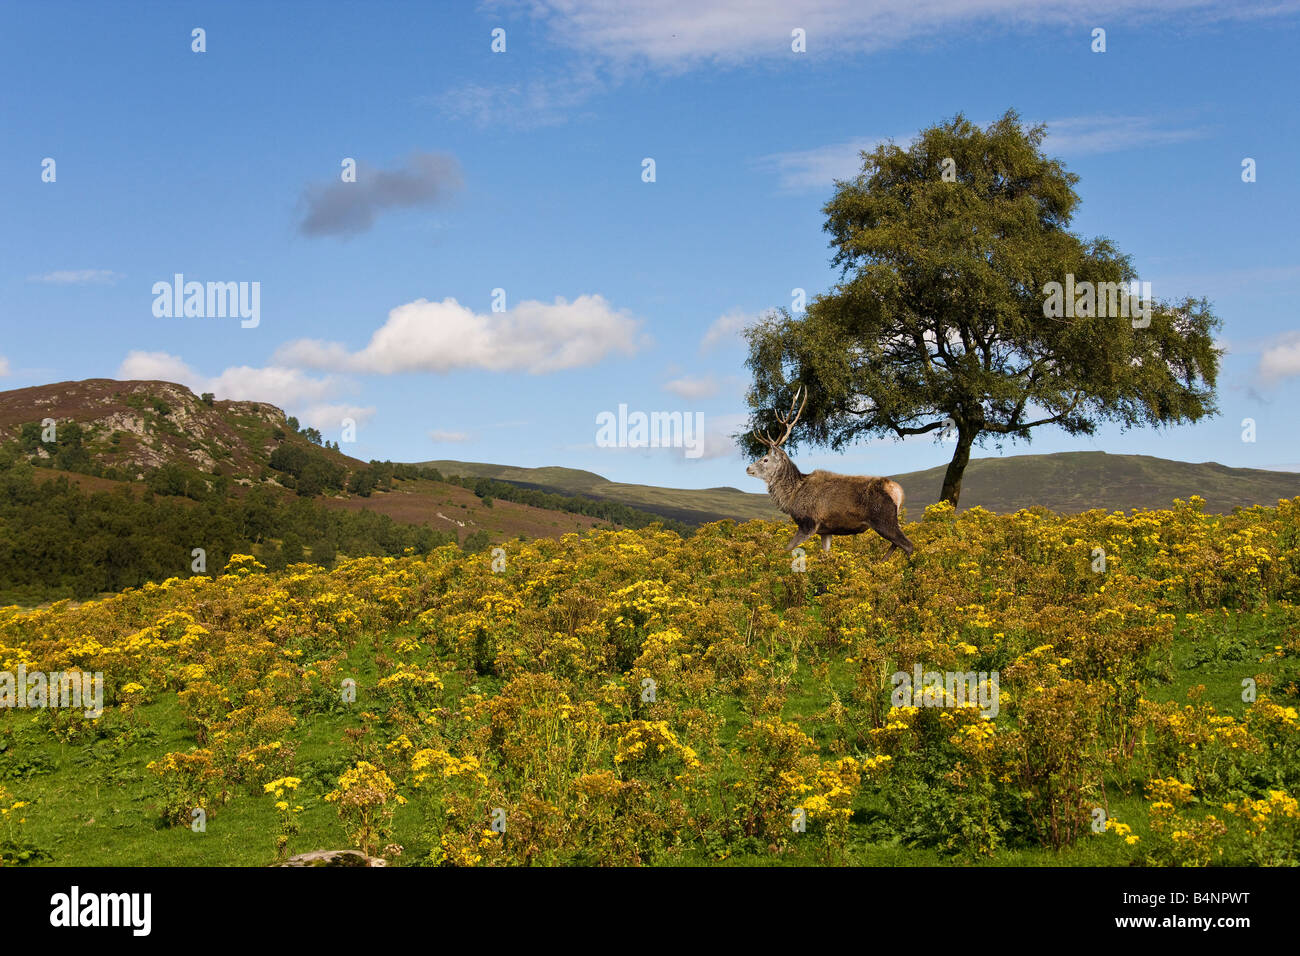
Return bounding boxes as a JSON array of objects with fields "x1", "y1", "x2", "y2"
[
  {"x1": 418, "y1": 459, "x2": 783, "y2": 524},
  {"x1": 422, "y1": 452, "x2": 1300, "y2": 522},
  {"x1": 2, "y1": 379, "x2": 1295, "y2": 527}
]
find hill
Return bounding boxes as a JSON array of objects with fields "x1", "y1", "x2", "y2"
[
  {"x1": 420, "y1": 460, "x2": 783, "y2": 524},
  {"x1": 893, "y1": 451, "x2": 1300, "y2": 515},
  {"x1": 0, "y1": 379, "x2": 635, "y2": 547},
  {"x1": 0, "y1": 380, "x2": 661, "y2": 602},
  {"x1": 0, "y1": 377, "x2": 333, "y2": 481},
  {"x1": 422, "y1": 451, "x2": 1300, "y2": 521},
  {"x1": 0, "y1": 380, "x2": 705, "y2": 604}
]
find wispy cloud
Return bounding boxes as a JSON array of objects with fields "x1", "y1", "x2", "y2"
[
  {"x1": 755, "y1": 137, "x2": 888, "y2": 192},
  {"x1": 429, "y1": 67, "x2": 602, "y2": 129},
  {"x1": 698, "y1": 412, "x2": 749, "y2": 462},
  {"x1": 516, "y1": 0, "x2": 1296, "y2": 68},
  {"x1": 439, "y1": 3, "x2": 1292, "y2": 131},
  {"x1": 1039, "y1": 114, "x2": 1209, "y2": 155},
  {"x1": 276, "y1": 295, "x2": 645, "y2": 375},
  {"x1": 297, "y1": 152, "x2": 462, "y2": 238},
  {"x1": 758, "y1": 114, "x2": 1210, "y2": 191},
  {"x1": 28, "y1": 269, "x2": 123, "y2": 285},
  {"x1": 663, "y1": 375, "x2": 719, "y2": 400},
  {"x1": 429, "y1": 430, "x2": 471, "y2": 443}
]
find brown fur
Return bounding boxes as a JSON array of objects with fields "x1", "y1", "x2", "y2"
[{"x1": 747, "y1": 447, "x2": 914, "y2": 556}]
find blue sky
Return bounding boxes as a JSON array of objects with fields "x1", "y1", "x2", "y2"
[{"x1": 2, "y1": 0, "x2": 1298, "y2": 491}]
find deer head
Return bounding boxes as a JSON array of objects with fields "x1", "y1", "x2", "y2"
[{"x1": 745, "y1": 387, "x2": 807, "y2": 483}]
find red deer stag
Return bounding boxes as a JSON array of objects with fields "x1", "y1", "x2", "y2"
[{"x1": 746, "y1": 388, "x2": 914, "y2": 556}]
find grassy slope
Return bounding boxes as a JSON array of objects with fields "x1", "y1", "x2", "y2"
[
  {"x1": 423, "y1": 451, "x2": 1300, "y2": 523},
  {"x1": 316, "y1": 476, "x2": 612, "y2": 544},
  {"x1": 898, "y1": 451, "x2": 1300, "y2": 515},
  {"x1": 6, "y1": 607, "x2": 1284, "y2": 867},
  {"x1": 422, "y1": 459, "x2": 782, "y2": 524},
  {"x1": 21, "y1": 468, "x2": 609, "y2": 547}
]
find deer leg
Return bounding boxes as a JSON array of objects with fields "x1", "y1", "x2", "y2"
[
  {"x1": 787, "y1": 527, "x2": 815, "y2": 552},
  {"x1": 821, "y1": 534, "x2": 833, "y2": 553},
  {"x1": 884, "y1": 527, "x2": 914, "y2": 557},
  {"x1": 873, "y1": 518, "x2": 915, "y2": 557}
]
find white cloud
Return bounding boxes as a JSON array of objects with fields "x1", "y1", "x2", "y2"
[
  {"x1": 0, "y1": 355, "x2": 10, "y2": 376},
  {"x1": 521, "y1": 1, "x2": 1291, "y2": 68},
  {"x1": 1258, "y1": 332, "x2": 1300, "y2": 383},
  {"x1": 117, "y1": 350, "x2": 199, "y2": 383},
  {"x1": 205, "y1": 365, "x2": 343, "y2": 407},
  {"x1": 28, "y1": 269, "x2": 123, "y2": 285},
  {"x1": 664, "y1": 375, "x2": 719, "y2": 400},
  {"x1": 701, "y1": 308, "x2": 762, "y2": 351},
  {"x1": 115, "y1": 351, "x2": 371, "y2": 431},
  {"x1": 275, "y1": 295, "x2": 644, "y2": 374},
  {"x1": 429, "y1": 430, "x2": 471, "y2": 443}
]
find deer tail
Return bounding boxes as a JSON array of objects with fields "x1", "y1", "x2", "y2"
[{"x1": 885, "y1": 479, "x2": 904, "y2": 514}]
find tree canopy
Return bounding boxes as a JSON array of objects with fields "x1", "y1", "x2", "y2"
[{"x1": 744, "y1": 110, "x2": 1221, "y2": 506}]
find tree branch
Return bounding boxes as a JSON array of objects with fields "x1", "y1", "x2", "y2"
[{"x1": 983, "y1": 390, "x2": 1084, "y2": 433}]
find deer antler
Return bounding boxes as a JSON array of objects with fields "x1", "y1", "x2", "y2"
[{"x1": 755, "y1": 386, "x2": 806, "y2": 448}]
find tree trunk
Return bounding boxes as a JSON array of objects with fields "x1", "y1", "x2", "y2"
[{"x1": 940, "y1": 428, "x2": 975, "y2": 507}]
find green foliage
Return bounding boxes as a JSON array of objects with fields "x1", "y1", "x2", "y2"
[
  {"x1": 461, "y1": 529, "x2": 492, "y2": 554},
  {"x1": 0, "y1": 461, "x2": 454, "y2": 604},
  {"x1": 269, "y1": 442, "x2": 346, "y2": 495},
  {"x1": 17, "y1": 420, "x2": 93, "y2": 473},
  {"x1": 347, "y1": 461, "x2": 405, "y2": 497},
  {"x1": 146, "y1": 462, "x2": 208, "y2": 500},
  {"x1": 744, "y1": 110, "x2": 1221, "y2": 505}
]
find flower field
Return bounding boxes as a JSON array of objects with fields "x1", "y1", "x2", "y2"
[{"x1": 2, "y1": 496, "x2": 1299, "y2": 867}]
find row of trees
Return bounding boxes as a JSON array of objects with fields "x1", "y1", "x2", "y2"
[{"x1": 0, "y1": 460, "x2": 456, "y2": 606}]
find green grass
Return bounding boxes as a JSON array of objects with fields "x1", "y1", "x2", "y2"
[{"x1": 2, "y1": 607, "x2": 1289, "y2": 866}]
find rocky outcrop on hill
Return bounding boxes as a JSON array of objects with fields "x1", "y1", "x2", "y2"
[{"x1": 0, "y1": 378, "x2": 290, "y2": 480}]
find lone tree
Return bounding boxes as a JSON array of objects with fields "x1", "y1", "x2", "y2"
[{"x1": 743, "y1": 110, "x2": 1221, "y2": 507}]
